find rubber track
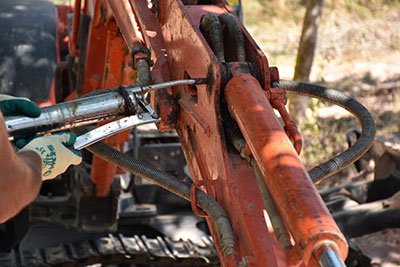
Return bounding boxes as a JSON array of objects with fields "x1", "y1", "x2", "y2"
[{"x1": 0, "y1": 234, "x2": 220, "y2": 266}]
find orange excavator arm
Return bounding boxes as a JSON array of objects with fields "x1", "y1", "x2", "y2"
[{"x1": 5, "y1": 1, "x2": 377, "y2": 266}]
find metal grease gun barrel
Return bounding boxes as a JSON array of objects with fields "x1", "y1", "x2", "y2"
[
  {"x1": 5, "y1": 79, "x2": 206, "y2": 138},
  {"x1": 6, "y1": 91, "x2": 124, "y2": 137}
]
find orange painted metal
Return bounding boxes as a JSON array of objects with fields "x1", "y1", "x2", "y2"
[
  {"x1": 160, "y1": 2, "x2": 290, "y2": 266},
  {"x1": 80, "y1": 0, "x2": 108, "y2": 95},
  {"x1": 225, "y1": 73, "x2": 348, "y2": 266},
  {"x1": 267, "y1": 68, "x2": 303, "y2": 154},
  {"x1": 69, "y1": 0, "x2": 81, "y2": 57},
  {"x1": 63, "y1": 0, "x2": 350, "y2": 265},
  {"x1": 129, "y1": 0, "x2": 176, "y2": 131},
  {"x1": 190, "y1": 180, "x2": 208, "y2": 217},
  {"x1": 269, "y1": 88, "x2": 303, "y2": 154},
  {"x1": 102, "y1": 0, "x2": 175, "y2": 131},
  {"x1": 55, "y1": 5, "x2": 71, "y2": 63},
  {"x1": 93, "y1": 25, "x2": 133, "y2": 195},
  {"x1": 78, "y1": 0, "x2": 135, "y2": 196},
  {"x1": 79, "y1": 0, "x2": 114, "y2": 196},
  {"x1": 106, "y1": 0, "x2": 144, "y2": 47}
]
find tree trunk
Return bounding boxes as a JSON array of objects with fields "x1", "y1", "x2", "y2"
[{"x1": 289, "y1": 0, "x2": 325, "y2": 125}]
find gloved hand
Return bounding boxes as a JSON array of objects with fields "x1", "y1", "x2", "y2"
[
  {"x1": 0, "y1": 94, "x2": 42, "y2": 147},
  {"x1": 0, "y1": 94, "x2": 41, "y2": 117},
  {"x1": 19, "y1": 132, "x2": 82, "y2": 180}
]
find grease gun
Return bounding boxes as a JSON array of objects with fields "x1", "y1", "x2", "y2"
[{"x1": 4, "y1": 79, "x2": 207, "y2": 150}]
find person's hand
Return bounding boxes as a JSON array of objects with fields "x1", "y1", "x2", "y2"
[
  {"x1": 19, "y1": 132, "x2": 82, "y2": 180},
  {"x1": 0, "y1": 94, "x2": 42, "y2": 147},
  {"x1": 0, "y1": 94, "x2": 41, "y2": 117}
]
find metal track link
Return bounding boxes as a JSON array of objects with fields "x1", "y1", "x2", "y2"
[{"x1": 0, "y1": 233, "x2": 219, "y2": 266}]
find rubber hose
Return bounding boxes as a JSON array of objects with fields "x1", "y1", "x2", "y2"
[
  {"x1": 81, "y1": 138, "x2": 236, "y2": 257},
  {"x1": 135, "y1": 59, "x2": 151, "y2": 87},
  {"x1": 218, "y1": 13, "x2": 246, "y2": 62},
  {"x1": 273, "y1": 80, "x2": 376, "y2": 183},
  {"x1": 200, "y1": 13, "x2": 225, "y2": 63}
]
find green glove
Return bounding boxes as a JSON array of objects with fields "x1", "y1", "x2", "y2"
[
  {"x1": 0, "y1": 94, "x2": 41, "y2": 117},
  {"x1": 19, "y1": 132, "x2": 82, "y2": 180}
]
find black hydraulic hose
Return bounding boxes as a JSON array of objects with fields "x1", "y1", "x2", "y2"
[
  {"x1": 135, "y1": 59, "x2": 151, "y2": 87},
  {"x1": 218, "y1": 13, "x2": 246, "y2": 62},
  {"x1": 273, "y1": 80, "x2": 376, "y2": 183},
  {"x1": 81, "y1": 137, "x2": 236, "y2": 257},
  {"x1": 200, "y1": 13, "x2": 225, "y2": 63}
]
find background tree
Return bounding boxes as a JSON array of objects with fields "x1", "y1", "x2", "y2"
[{"x1": 289, "y1": 0, "x2": 325, "y2": 125}]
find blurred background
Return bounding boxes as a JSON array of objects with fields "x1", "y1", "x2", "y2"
[
  {"x1": 243, "y1": 2, "x2": 400, "y2": 265},
  {"x1": 244, "y1": 0, "x2": 400, "y2": 175}
]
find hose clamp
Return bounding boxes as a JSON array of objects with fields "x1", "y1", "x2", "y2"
[{"x1": 130, "y1": 43, "x2": 153, "y2": 68}]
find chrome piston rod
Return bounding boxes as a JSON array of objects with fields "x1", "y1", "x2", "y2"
[
  {"x1": 5, "y1": 79, "x2": 206, "y2": 137},
  {"x1": 315, "y1": 244, "x2": 346, "y2": 267}
]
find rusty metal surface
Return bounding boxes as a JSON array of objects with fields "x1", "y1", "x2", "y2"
[
  {"x1": 58, "y1": 0, "x2": 353, "y2": 265},
  {"x1": 129, "y1": 0, "x2": 176, "y2": 131},
  {"x1": 159, "y1": 2, "x2": 288, "y2": 266}
]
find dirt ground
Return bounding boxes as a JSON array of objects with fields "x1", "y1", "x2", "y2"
[{"x1": 244, "y1": 1, "x2": 400, "y2": 266}]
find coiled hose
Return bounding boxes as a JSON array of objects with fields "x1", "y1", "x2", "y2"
[
  {"x1": 79, "y1": 136, "x2": 236, "y2": 257},
  {"x1": 273, "y1": 80, "x2": 376, "y2": 183}
]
